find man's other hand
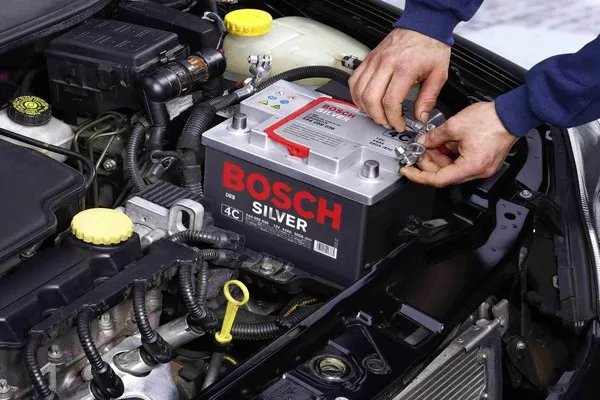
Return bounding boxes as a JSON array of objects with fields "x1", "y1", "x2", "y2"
[
  {"x1": 349, "y1": 28, "x2": 451, "y2": 132},
  {"x1": 400, "y1": 102, "x2": 518, "y2": 187}
]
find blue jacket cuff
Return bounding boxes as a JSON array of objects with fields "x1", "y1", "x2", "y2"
[
  {"x1": 394, "y1": 1, "x2": 461, "y2": 45},
  {"x1": 495, "y1": 86, "x2": 544, "y2": 137}
]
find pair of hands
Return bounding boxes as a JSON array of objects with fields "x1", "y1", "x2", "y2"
[{"x1": 348, "y1": 29, "x2": 518, "y2": 187}]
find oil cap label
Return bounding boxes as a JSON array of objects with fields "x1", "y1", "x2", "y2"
[{"x1": 218, "y1": 159, "x2": 342, "y2": 259}]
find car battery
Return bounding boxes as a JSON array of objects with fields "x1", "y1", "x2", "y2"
[{"x1": 202, "y1": 81, "x2": 435, "y2": 286}]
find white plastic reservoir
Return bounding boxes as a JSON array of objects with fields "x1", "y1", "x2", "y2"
[
  {"x1": 223, "y1": 10, "x2": 370, "y2": 85},
  {"x1": 0, "y1": 96, "x2": 73, "y2": 162}
]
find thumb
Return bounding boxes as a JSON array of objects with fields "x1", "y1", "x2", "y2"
[{"x1": 415, "y1": 70, "x2": 446, "y2": 122}]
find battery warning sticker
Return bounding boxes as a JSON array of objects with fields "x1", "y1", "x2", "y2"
[
  {"x1": 264, "y1": 97, "x2": 417, "y2": 159},
  {"x1": 218, "y1": 160, "x2": 341, "y2": 260}
]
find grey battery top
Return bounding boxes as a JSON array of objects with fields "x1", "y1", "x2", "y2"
[{"x1": 202, "y1": 80, "x2": 422, "y2": 205}]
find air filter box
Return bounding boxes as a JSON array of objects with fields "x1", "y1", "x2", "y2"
[
  {"x1": 202, "y1": 81, "x2": 435, "y2": 286},
  {"x1": 46, "y1": 19, "x2": 186, "y2": 116}
]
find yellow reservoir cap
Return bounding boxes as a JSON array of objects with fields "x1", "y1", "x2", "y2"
[
  {"x1": 224, "y1": 9, "x2": 273, "y2": 37},
  {"x1": 71, "y1": 208, "x2": 134, "y2": 245}
]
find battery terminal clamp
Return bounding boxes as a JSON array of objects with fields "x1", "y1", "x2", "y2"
[
  {"x1": 215, "y1": 280, "x2": 250, "y2": 344},
  {"x1": 394, "y1": 118, "x2": 434, "y2": 168}
]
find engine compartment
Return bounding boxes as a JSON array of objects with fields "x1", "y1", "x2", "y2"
[{"x1": 0, "y1": 1, "x2": 579, "y2": 400}]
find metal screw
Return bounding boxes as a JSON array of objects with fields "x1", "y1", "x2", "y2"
[
  {"x1": 457, "y1": 338, "x2": 464, "y2": 344},
  {"x1": 99, "y1": 313, "x2": 114, "y2": 332},
  {"x1": 48, "y1": 345, "x2": 63, "y2": 359},
  {"x1": 260, "y1": 262, "x2": 274, "y2": 275},
  {"x1": 519, "y1": 189, "x2": 533, "y2": 199},
  {"x1": 480, "y1": 393, "x2": 489, "y2": 400},
  {"x1": 102, "y1": 158, "x2": 118, "y2": 172},
  {"x1": 516, "y1": 341, "x2": 527, "y2": 350}
]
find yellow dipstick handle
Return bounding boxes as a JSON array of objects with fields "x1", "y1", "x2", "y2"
[{"x1": 215, "y1": 280, "x2": 250, "y2": 344}]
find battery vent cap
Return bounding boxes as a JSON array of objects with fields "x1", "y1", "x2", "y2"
[
  {"x1": 71, "y1": 208, "x2": 134, "y2": 245},
  {"x1": 225, "y1": 9, "x2": 272, "y2": 37}
]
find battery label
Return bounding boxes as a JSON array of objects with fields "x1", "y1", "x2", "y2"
[
  {"x1": 264, "y1": 97, "x2": 417, "y2": 160},
  {"x1": 219, "y1": 160, "x2": 341, "y2": 259}
]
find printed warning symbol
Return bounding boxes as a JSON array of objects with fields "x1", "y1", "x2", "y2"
[
  {"x1": 271, "y1": 104, "x2": 281, "y2": 110},
  {"x1": 259, "y1": 100, "x2": 268, "y2": 106}
]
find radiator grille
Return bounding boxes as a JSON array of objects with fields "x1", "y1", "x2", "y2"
[{"x1": 398, "y1": 346, "x2": 486, "y2": 400}]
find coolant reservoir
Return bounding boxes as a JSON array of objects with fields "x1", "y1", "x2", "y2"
[
  {"x1": 0, "y1": 96, "x2": 73, "y2": 162},
  {"x1": 223, "y1": 10, "x2": 370, "y2": 85}
]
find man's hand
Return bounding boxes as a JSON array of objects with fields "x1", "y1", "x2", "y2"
[
  {"x1": 400, "y1": 102, "x2": 518, "y2": 187},
  {"x1": 349, "y1": 28, "x2": 451, "y2": 131}
]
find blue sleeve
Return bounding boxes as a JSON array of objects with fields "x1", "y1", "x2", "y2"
[
  {"x1": 496, "y1": 35, "x2": 600, "y2": 136},
  {"x1": 393, "y1": 0, "x2": 484, "y2": 45}
]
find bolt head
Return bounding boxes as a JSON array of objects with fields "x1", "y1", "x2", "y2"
[
  {"x1": 102, "y1": 158, "x2": 118, "y2": 172},
  {"x1": 516, "y1": 341, "x2": 527, "y2": 350},
  {"x1": 520, "y1": 189, "x2": 533, "y2": 199}
]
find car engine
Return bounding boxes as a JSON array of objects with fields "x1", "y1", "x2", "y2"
[{"x1": 0, "y1": 1, "x2": 566, "y2": 400}]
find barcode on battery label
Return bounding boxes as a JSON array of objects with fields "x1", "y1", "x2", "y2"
[{"x1": 313, "y1": 240, "x2": 338, "y2": 259}]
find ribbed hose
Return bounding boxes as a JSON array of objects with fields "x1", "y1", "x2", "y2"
[
  {"x1": 231, "y1": 304, "x2": 319, "y2": 340},
  {"x1": 25, "y1": 332, "x2": 55, "y2": 399},
  {"x1": 280, "y1": 294, "x2": 319, "y2": 317},
  {"x1": 256, "y1": 66, "x2": 351, "y2": 91},
  {"x1": 126, "y1": 121, "x2": 148, "y2": 193},
  {"x1": 76, "y1": 307, "x2": 104, "y2": 371},
  {"x1": 197, "y1": 261, "x2": 209, "y2": 306},
  {"x1": 169, "y1": 230, "x2": 222, "y2": 246},
  {"x1": 133, "y1": 281, "x2": 155, "y2": 343},
  {"x1": 179, "y1": 252, "x2": 221, "y2": 329},
  {"x1": 177, "y1": 93, "x2": 240, "y2": 194}
]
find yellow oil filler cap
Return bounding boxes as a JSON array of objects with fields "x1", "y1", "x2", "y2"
[
  {"x1": 71, "y1": 208, "x2": 134, "y2": 245},
  {"x1": 224, "y1": 9, "x2": 273, "y2": 37}
]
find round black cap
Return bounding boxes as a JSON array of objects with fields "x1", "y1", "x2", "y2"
[{"x1": 8, "y1": 96, "x2": 51, "y2": 126}]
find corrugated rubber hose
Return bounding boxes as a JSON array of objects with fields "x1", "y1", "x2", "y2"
[
  {"x1": 76, "y1": 307, "x2": 105, "y2": 371},
  {"x1": 126, "y1": 121, "x2": 148, "y2": 193},
  {"x1": 177, "y1": 93, "x2": 239, "y2": 194},
  {"x1": 133, "y1": 281, "x2": 156, "y2": 344},
  {"x1": 25, "y1": 332, "x2": 57, "y2": 400}
]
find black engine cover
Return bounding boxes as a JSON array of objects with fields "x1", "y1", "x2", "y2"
[{"x1": 0, "y1": 138, "x2": 85, "y2": 268}]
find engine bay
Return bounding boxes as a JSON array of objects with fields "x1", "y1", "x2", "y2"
[{"x1": 0, "y1": 1, "x2": 581, "y2": 400}]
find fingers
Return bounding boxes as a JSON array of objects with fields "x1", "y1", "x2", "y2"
[
  {"x1": 415, "y1": 70, "x2": 447, "y2": 122},
  {"x1": 349, "y1": 58, "x2": 368, "y2": 107},
  {"x1": 382, "y1": 71, "x2": 415, "y2": 132},
  {"x1": 400, "y1": 157, "x2": 474, "y2": 188},
  {"x1": 361, "y1": 63, "x2": 395, "y2": 127}
]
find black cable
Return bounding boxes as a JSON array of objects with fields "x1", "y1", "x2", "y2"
[
  {"x1": 170, "y1": 230, "x2": 223, "y2": 246},
  {"x1": 76, "y1": 307, "x2": 124, "y2": 398},
  {"x1": 0, "y1": 126, "x2": 96, "y2": 193},
  {"x1": 76, "y1": 307, "x2": 105, "y2": 371},
  {"x1": 179, "y1": 256, "x2": 220, "y2": 331},
  {"x1": 197, "y1": 261, "x2": 209, "y2": 306},
  {"x1": 133, "y1": 282, "x2": 156, "y2": 344},
  {"x1": 25, "y1": 332, "x2": 57, "y2": 400},
  {"x1": 133, "y1": 281, "x2": 172, "y2": 364},
  {"x1": 125, "y1": 121, "x2": 148, "y2": 193},
  {"x1": 256, "y1": 66, "x2": 351, "y2": 91}
]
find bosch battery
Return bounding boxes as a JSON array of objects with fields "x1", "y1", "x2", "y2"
[{"x1": 202, "y1": 81, "x2": 435, "y2": 286}]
